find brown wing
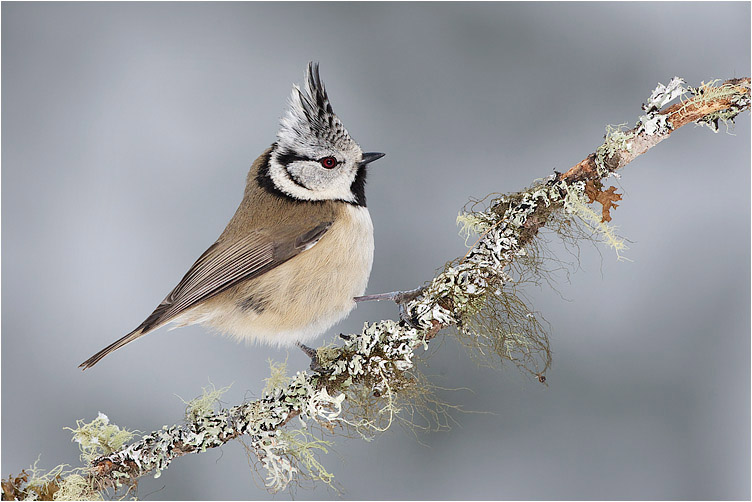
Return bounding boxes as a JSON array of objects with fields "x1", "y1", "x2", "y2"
[{"x1": 79, "y1": 221, "x2": 332, "y2": 369}]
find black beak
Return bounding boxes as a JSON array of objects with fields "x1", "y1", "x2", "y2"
[{"x1": 359, "y1": 152, "x2": 385, "y2": 167}]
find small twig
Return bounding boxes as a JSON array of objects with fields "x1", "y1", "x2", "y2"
[{"x1": 354, "y1": 287, "x2": 426, "y2": 304}]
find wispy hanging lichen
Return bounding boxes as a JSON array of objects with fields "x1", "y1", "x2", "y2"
[
  {"x1": 563, "y1": 181, "x2": 628, "y2": 260},
  {"x1": 277, "y1": 428, "x2": 336, "y2": 490}
]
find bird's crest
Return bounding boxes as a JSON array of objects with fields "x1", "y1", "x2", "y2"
[{"x1": 277, "y1": 62, "x2": 354, "y2": 152}]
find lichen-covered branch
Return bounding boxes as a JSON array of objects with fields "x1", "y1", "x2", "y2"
[
  {"x1": 563, "y1": 77, "x2": 750, "y2": 181},
  {"x1": 3, "y1": 77, "x2": 748, "y2": 500}
]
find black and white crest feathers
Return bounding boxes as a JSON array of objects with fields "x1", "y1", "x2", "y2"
[
  {"x1": 277, "y1": 62, "x2": 355, "y2": 152},
  {"x1": 265, "y1": 63, "x2": 369, "y2": 206}
]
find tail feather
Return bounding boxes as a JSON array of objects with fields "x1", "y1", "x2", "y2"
[
  {"x1": 79, "y1": 303, "x2": 174, "y2": 370},
  {"x1": 79, "y1": 327, "x2": 149, "y2": 370}
]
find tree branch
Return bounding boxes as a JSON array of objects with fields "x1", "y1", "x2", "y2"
[{"x1": 3, "y1": 77, "x2": 749, "y2": 500}]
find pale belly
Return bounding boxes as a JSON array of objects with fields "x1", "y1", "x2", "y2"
[{"x1": 181, "y1": 206, "x2": 374, "y2": 346}]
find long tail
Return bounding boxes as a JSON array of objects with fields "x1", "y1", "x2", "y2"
[
  {"x1": 78, "y1": 327, "x2": 150, "y2": 370},
  {"x1": 80, "y1": 302, "x2": 174, "y2": 369}
]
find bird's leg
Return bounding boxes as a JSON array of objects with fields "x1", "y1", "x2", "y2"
[
  {"x1": 296, "y1": 342, "x2": 328, "y2": 374},
  {"x1": 354, "y1": 286, "x2": 426, "y2": 327}
]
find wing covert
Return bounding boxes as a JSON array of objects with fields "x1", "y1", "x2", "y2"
[{"x1": 141, "y1": 221, "x2": 333, "y2": 332}]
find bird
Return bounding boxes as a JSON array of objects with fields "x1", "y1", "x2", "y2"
[{"x1": 80, "y1": 62, "x2": 385, "y2": 369}]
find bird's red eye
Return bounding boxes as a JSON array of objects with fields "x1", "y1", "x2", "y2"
[{"x1": 320, "y1": 156, "x2": 338, "y2": 169}]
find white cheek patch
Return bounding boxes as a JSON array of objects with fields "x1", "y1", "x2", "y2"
[
  {"x1": 269, "y1": 160, "x2": 356, "y2": 203},
  {"x1": 269, "y1": 162, "x2": 316, "y2": 200}
]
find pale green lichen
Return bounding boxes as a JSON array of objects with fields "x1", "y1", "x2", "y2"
[
  {"x1": 21, "y1": 459, "x2": 71, "y2": 501},
  {"x1": 180, "y1": 382, "x2": 232, "y2": 423},
  {"x1": 278, "y1": 429, "x2": 336, "y2": 490},
  {"x1": 263, "y1": 358, "x2": 290, "y2": 396},
  {"x1": 685, "y1": 79, "x2": 738, "y2": 106},
  {"x1": 595, "y1": 123, "x2": 635, "y2": 175},
  {"x1": 457, "y1": 211, "x2": 496, "y2": 246},
  {"x1": 562, "y1": 181, "x2": 628, "y2": 261},
  {"x1": 388, "y1": 369, "x2": 464, "y2": 437},
  {"x1": 602, "y1": 124, "x2": 634, "y2": 156},
  {"x1": 637, "y1": 77, "x2": 750, "y2": 136},
  {"x1": 683, "y1": 79, "x2": 750, "y2": 133},
  {"x1": 446, "y1": 177, "x2": 633, "y2": 378},
  {"x1": 53, "y1": 474, "x2": 103, "y2": 501},
  {"x1": 64, "y1": 413, "x2": 137, "y2": 465},
  {"x1": 695, "y1": 107, "x2": 741, "y2": 133},
  {"x1": 4, "y1": 458, "x2": 104, "y2": 502},
  {"x1": 338, "y1": 365, "x2": 399, "y2": 440},
  {"x1": 314, "y1": 343, "x2": 341, "y2": 371},
  {"x1": 457, "y1": 285, "x2": 551, "y2": 376},
  {"x1": 426, "y1": 182, "x2": 565, "y2": 379}
]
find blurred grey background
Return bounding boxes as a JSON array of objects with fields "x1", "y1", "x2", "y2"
[{"x1": 2, "y1": 2, "x2": 749, "y2": 500}]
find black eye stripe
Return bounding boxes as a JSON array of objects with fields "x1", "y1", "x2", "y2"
[{"x1": 276, "y1": 149, "x2": 313, "y2": 166}]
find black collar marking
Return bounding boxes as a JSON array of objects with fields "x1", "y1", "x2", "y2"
[
  {"x1": 349, "y1": 165, "x2": 367, "y2": 207},
  {"x1": 256, "y1": 147, "x2": 301, "y2": 202}
]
